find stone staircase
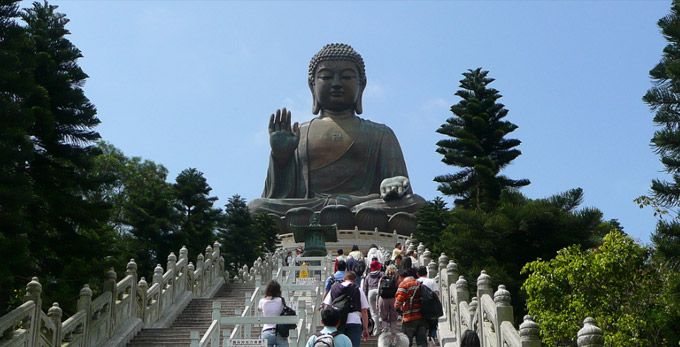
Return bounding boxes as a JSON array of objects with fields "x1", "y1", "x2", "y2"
[{"x1": 126, "y1": 283, "x2": 257, "y2": 347}]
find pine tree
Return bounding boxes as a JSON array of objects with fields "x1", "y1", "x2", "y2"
[
  {"x1": 0, "y1": 0, "x2": 35, "y2": 313},
  {"x1": 414, "y1": 197, "x2": 448, "y2": 253},
  {"x1": 174, "y1": 168, "x2": 222, "y2": 259},
  {"x1": 435, "y1": 68, "x2": 529, "y2": 211},
  {"x1": 253, "y1": 213, "x2": 281, "y2": 254},
  {"x1": 219, "y1": 195, "x2": 259, "y2": 275}
]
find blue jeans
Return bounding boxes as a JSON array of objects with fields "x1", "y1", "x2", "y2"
[
  {"x1": 343, "y1": 323, "x2": 362, "y2": 347},
  {"x1": 262, "y1": 329, "x2": 289, "y2": 347}
]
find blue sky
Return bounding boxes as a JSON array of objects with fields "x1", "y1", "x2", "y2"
[{"x1": 35, "y1": 0, "x2": 672, "y2": 243}]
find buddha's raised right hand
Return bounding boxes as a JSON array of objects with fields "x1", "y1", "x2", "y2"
[{"x1": 269, "y1": 108, "x2": 300, "y2": 166}]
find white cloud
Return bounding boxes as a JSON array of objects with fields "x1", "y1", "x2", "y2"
[
  {"x1": 364, "y1": 82, "x2": 385, "y2": 98},
  {"x1": 422, "y1": 97, "x2": 449, "y2": 112}
]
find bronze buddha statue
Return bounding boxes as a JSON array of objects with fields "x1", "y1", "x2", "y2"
[{"x1": 248, "y1": 43, "x2": 425, "y2": 218}]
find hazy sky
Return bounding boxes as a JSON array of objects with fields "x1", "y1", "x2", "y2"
[{"x1": 33, "y1": 0, "x2": 672, "y2": 243}]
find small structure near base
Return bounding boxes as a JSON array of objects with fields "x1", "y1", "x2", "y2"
[{"x1": 291, "y1": 213, "x2": 338, "y2": 256}]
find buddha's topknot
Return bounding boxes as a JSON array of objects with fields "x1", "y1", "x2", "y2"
[{"x1": 308, "y1": 43, "x2": 366, "y2": 86}]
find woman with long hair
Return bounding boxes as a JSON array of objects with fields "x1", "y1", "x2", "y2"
[
  {"x1": 257, "y1": 281, "x2": 289, "y2": 347},
  {"x1": 377, "y1": 265, "x2": 399, "y2": 333}
]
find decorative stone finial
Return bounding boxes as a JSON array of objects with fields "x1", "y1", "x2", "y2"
[
  {"x1": 456, "y1": 276, "x2": 468, "y2": 290},
  {"x1": 477, "y1": 270, "x2": 492, "y2": 292},
  {"x1": 417, "y1": 243, "x2": 425, "y2": 255},
  {"x1": 213, "y1": 240, "x2": 220, "y2": 249},
  {"x1": 447, "y1": 260, "x2": 458, "y2": 275},
  {"x1": 80, "y1": 284, "x2": 93, "y2": 298},
  {"x1": 577, "y1": 317, "x2": 604, "y2": 347},
  {"x1": 180, "y1": 246, "x2": 189, "y2": 259},
  {"x1": 494, "y1": 285, "x2": 511, "y2": 306},
  {"x1": 188, "y1": 262, "x2": 195, "y2": 272},
  {"x1": 167, "y1": 252, "x2": 177, "y2": 262},
  {"x1": 469, "y1": 296, "x2": 478, "y2": 315},
  {"x1": 103, "y1": 268, "x2": 115, "y2": 282},
  {"x1": 126, "y1": 259, "x2": 137, "y2": 273},
  {"x1": 138, "y1": 277, "x2": 148, "y2": 290},
  {"x1": 154, "y1": 264, "x2": 164, "y2": 276},
  {"x1": 438, "y1": 253, "x2": 449, "y2": 269},
  {"x1": 206, "y1": 245, "x2": 213, "y2": 254},
  {"x1": 25, "y1": 277, "x2": 42, "y2": 296},
  {"x1": 427, "y1": 261, "x2": 437, "y2": 278},
  {"x1": 48, "y1": 302, "x2": 62, "y2": 319},
  {"x1": 519, "y1": 315, "x2": 540, "y2": 341}
]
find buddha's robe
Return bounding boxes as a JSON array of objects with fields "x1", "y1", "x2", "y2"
[{"x1": 248, "y1": 117, "x2": 425, "y2": 216}]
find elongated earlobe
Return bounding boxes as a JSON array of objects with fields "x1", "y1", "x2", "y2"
[
  {"x1": 355, "y1": 85, "x2": 365, "y2": 115},
  {"x1": 312, "y1": 97, "x2": 320, "y2": 115}
]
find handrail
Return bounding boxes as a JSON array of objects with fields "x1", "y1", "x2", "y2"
[{"x1": 0, "y1": 241, "x2": 225, "y2": 347}]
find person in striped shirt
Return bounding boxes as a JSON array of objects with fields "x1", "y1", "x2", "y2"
[{"x1": 394, "y1": 269, "x2": 428, "y2": 347}]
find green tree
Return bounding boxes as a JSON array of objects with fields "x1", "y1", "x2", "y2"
[
  {"x1": 10, "y1": 1, "x2": 116, "y2": 313},
  {"x1": 253, "y1": 213, "x2": 281, "y2": 254},
  {"x1": 173, "y1": 168, "x2": 222, "y2": 259},
  {"x1": 438, "y1": 189, "x2": 607, "y2": 322},
  {"x1": 0, "y1": 0, "x2": 35, "y2": 313},
  {"x1": 435, "y1": 68, "x2": 529, "y2": 211},
  {"x1": 522, "y1": 230, "x2": 676, "y2": 346},
  {"x1": 414, "y1": 197, "x2": 449, "y2": 253},
  {"x1": 219, "y1": 195, "x2": 261, "y2": 275}
]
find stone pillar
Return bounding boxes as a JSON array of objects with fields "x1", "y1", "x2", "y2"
[
  {"x1": 438, "y1": 253, "x2": 449, "y2": 273},
  {"x1": 196, "y1": 254, "x2": 205, "y2": 294},
  {"x1": 179, "y1": 246, "x2": 189, "y2": 292},
  {"x1": 167, "y1": 253, "x2": 177, "y2": 302},
  {"x1": 47, "y1": 302, "x2": 62, "y2": 345},
  {"x1": 455, "y1": 276, "x2": 469, "y2": 304},
  {"x1": 103, "y1": 268, "x2": 117, "y2": 337},
  {"x1": 446, "y1": 261, "x2": 458, "y2": 288},
  {"x1": 417, "y1": 242, "x2": 425, "y2": 258},
  {"x1": 153, "y1": 264, "x2": 164, "y2": 315},
  {"x1": 187, "y1": 263, "x2": 195, "y2": 292},
  {"x1": 494, "y1": 285, "x2": 513, "y2": 347},
  {"x1": 422, "y1": 249, "x2": 432, "y2": 270},
  {"x1": 205, "y1": 245, "x2": 214, "y2": 283},
  {"x1": 577, "y1": 317, "x2": 604, "y2": 347},
  {"x1": 476, "y1": 270, "x2": 492, "y2": 346},
  {"x1": 519, "y1": 315, "x2": 541, "y2": 347},
  {"x1": 126, "y1": 259, "x2": 138, "y2": 317},
  {"x1": 24, "y1": 277, "x2": 42, "y2": 347},
  {"x1": 78, "y1": 284, "x2": 93, "y2": 342},
  {"x1": 137, "y1": 277, "x2": 149, "y2": 323}
]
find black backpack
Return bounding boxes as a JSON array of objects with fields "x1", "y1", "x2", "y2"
[
  {"x1": 331, "y1": 284, "x2": 358, "y2": 326},
  {"x1": 353, "y1": 260, "x2": 367, "y2": 276},
  {"x1": 418, "y1": 284, "x2": 443, "y2": 319},
  {"x1": 378, "y1": 276, "x2": 397, "y2": 298}
]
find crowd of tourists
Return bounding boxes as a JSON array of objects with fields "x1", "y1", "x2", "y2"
[{"x1": 257, "y1": 243, "x2": 481, "y2": 347}]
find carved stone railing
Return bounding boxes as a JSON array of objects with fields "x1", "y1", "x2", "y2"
[
  {"x1": 0, "y1": 241, "x2": 225, "y2": 347},
  {"x1": 192, "y1": 252, "x2": 334, "y2": 347},
  {"x1": 406, "y1": 238, "x2": 605, "y2": 347}
]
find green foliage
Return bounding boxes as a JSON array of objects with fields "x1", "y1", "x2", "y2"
[
  {"x1": 435, "y1": 68, "x2": 529, "y2": 210},
  {"x1": 220, "y1": 195, "x2": 258, "y2": 275},
  {"x1": 174, "y1": 168, "x2": 222, "y2": 259},
  {"x1": 253, "y1": 213, "x2": 281, "y2": 254},
  {"x1": 437, "y1": 189, "x2": 607, "y2": 323},
  {"x1": 522, "y1": 230, "x2": 677, "y2": 346},
  {"x1": 414, "y1": 197, "x2": 449, "y2": 253}
]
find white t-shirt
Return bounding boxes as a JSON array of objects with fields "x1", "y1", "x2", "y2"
[
  {"x1": 322, "y1": 282, "x2": 369, "y2": 325},
  {"x1": 258, "y1": 297, "x2": 283, "y2": 330},
  {"x1": 417, "y1": 277, "x2": 440, "y2": 294}
]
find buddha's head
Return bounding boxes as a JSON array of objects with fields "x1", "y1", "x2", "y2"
[{"x1": 308, "y1": 43, "x2": 367, "y2": 115}]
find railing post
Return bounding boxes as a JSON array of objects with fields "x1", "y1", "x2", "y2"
[
  {"x1": 577, "y1": 317, "x2": 603, "y2": 347},
  {"x1": 213, "y1": 301, "x2": 221, "y2": 321},
  {"x1": 421, "y1": 249, "x2": 432, "y2": 270},
  {"x1": 519, "y1": 315, "x2": 541, "y2": 347},
  {"x1": 438, "y1": 253, "x2": 449, "y2": 274},
  {"x1": 446, "y1": 261, "x2": 458, "y2": 287},
  {"x1": 188, "y1": 262, "x2": 196, "y2": 293},
  {"x1": 78, "y1": 284, "x2": 93, "y2": 343},
  {"x1": 137, "y1": 277, "x2": 149, "y2": 323},
  {"x1": 476, "y1": 271, "x2": 492, "y2": 346},
  {"x1": 427, "y1": 261, "x2": 437, "y2": 279},
  {"x1": 190, "y1": 330, "x2": 200, "y2": 347},
  {"x1": 103, "y1": 268, "x2": 117, "y2": 338},
  {"x1": 23, "y1": 277, "x2": 42, "y2": 347},
  {"x1": 153, "y1": 264, "x2": 164, "y2": 319},
  {"x1": 494, "y1": 285, "x2": 513, "y2": 347},
  {"x1": 180, "y1": 246, "x2": 189, "y2": 293},
  {"x1": 197, "y1": 254, "x2": 205, "y2": 295},
  {"x1": 455, "y1": 276, "x2": 469, "y2": 342},
  {"x1": 48, "y1": 302, "x2": 63, "y2": 345},
  {"x1": 167, "y1": 253, "x2": 177, "y2": 303},
  {"x1": 417, "y1": 242, "x2": 425, "y2": 259},
  {"x1": 127, "y1": 259, "x2": 138, "y2": 318}
]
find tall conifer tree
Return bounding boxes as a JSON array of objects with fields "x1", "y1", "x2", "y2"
[{"x1": 435, "y1": 68, "x2": 529, "y2": 210}]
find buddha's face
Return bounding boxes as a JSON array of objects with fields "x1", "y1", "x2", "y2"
[{"x1": 313, "y1": 60, "x2": 361, "y2": 112}]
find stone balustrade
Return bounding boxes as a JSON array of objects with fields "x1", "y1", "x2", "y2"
[{"x1": 0, "y1": 242, "x2": 225, "y2": 347}]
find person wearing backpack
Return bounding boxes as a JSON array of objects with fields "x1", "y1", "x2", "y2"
[
  {"x1": 306, "y1": 307, "x2": 352, "y2": 347},
  {"x1": 363, "y1": 259, "x2": 383, "y2": 336},
  {"x1": 322, "y1": 271, "x2": 370, "y2": 347},
  {"x1": 377, "y1": 264, "x2": 399, "y2": 333},
  {"x1": 325, "y1": 260, "x2": 347, "y2": 295},
  {"x1": 395, "y1": 269, "x2": 428, "y2": 347},
  {"x1": 416, "y1": 266, "x2": 440, "y2": 345},
  {"x1": 257, "y1": 281, "x2": 289, "y2": 347}
]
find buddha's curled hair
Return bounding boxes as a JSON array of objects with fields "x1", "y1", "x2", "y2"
[{"x1": 308, "y1": 43, "x2": 366, "y2": 86}]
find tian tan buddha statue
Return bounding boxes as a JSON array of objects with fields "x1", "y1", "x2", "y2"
[{"x1": 248, "y1": 43, "x2": 425, "y2": 222}]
